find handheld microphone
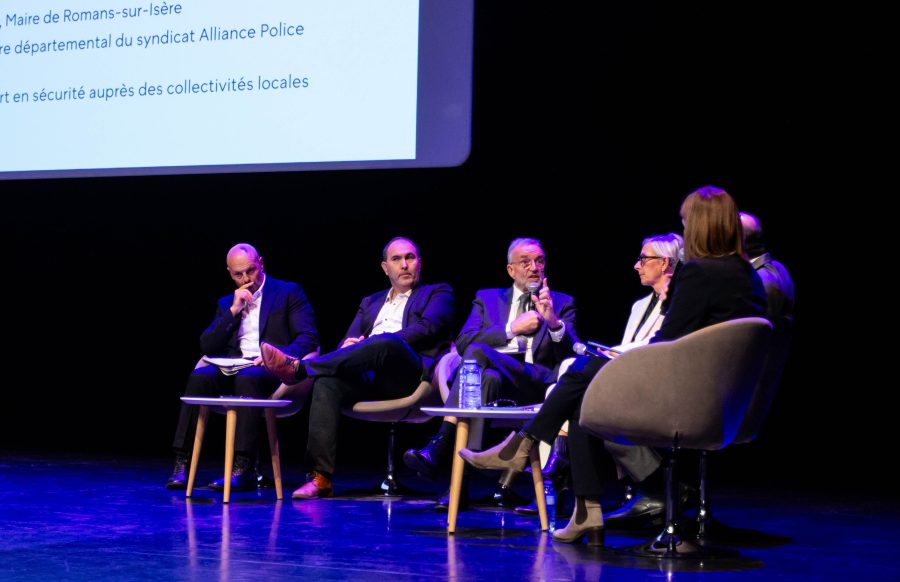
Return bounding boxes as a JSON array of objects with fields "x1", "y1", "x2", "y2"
[
  {"x1": 573, "y1": 342, "x2": 603, "y2": 357},
  {"x1": 524, "y1": 281, "x2": 540, "y2": 311}
]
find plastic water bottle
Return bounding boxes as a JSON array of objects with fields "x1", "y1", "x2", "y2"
[
  {"x1": 459, "y1": 359, "x2": 482, "y2": 409},
  {"x1": 544, "y1": 481, "x2": 556, "y2": 532}
]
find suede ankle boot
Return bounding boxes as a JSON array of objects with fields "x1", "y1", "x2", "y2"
[{"x1": 553, "y1": 496, "x2": 604, "y2": 546}]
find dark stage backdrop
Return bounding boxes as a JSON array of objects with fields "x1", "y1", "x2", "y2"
[{"x1": 2, "y1": 3, "x2": 881, "y2": 492}]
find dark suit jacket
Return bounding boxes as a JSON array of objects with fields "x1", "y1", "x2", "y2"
[
  {"x1": 199, "y1": 276, "x2": 318, "y2": 359},
  {"x1": 752, "y1": 253, "x2": 795, "y2": 323},
  {"x1": 654, "y1": 255, "x2": 767, "y2": 343},
  {"x1": 342, "y1": 282, "x2": 455, "y2": 379},
  {"x1": 456, "y1": 287, "x2": 578, "y2": 378}
]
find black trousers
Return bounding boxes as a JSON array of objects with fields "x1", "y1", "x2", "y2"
[
  {"x1": 304, "y1": 334, "x2": 423, "y2": 476},
  {"x1": 172, "y1": 365, "x2": 281, "y2": 455},
  {"x1": 444, "y1": 342, "x2": 553, "y2": 408},
  {"x1": 525, "y1": 355, "x2": 606, "y2": 496},
  {"x1": 524, "y1": 354, "x2": 660, "y2": 497}
]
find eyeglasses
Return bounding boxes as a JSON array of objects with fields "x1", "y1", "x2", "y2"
[
  {"x1": 637, "y1": 255, "x2": 664, "y2": 266},
  {"x1": 515, "y1": 257, "x2": 546, "y2": 269}
]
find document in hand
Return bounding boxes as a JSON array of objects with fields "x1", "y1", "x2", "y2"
[{"x1": 202, "y1": 356, "x2": 256, "y2": 376}]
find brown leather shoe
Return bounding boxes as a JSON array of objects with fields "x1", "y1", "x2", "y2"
[
  {"x1": 260, "y1": 342, "x2": 305, "y2": 384},
  {"x1": 292, "y1": 471, "x2": 333, "y2": 499}
]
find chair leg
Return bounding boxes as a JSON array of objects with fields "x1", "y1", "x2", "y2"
[
  {"x1": 650, "y1": 446, "x2": 684, "y2": 554},
  {"x1": 379, "y1": 423, "x2": 401, "y2": 496},
  {"x1": 186, "y1": 406, "x2": 208, "y2": 498},
  {"x1": 688, "y1": 450, "x2": 737, "y2": 544},
  {"x1": 265, "y1": 408, "x2": 283, "y2": 500},
  {"x1": 607, "y1": 442, "x2": 738, "y2": 559},
  {"x1": 695, "y1": 450, "x2": 712, "y2": 541},
  {"x1": 642, "y1": 439, "x2": 702, "y2": 557}
]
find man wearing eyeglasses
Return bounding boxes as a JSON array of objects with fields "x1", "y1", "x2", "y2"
[{"x1": 404, "y1": 237, "x2": 578, "y2": 508}]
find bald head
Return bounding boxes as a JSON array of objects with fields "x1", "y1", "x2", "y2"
[
  {"x1": 739, "y1": 212, "x2": 766, "y2": 257},
  {"x1": 226, "y1": 243, "x2": 265, "y2": 293},
  {"x1": 227, "y1": 243, "x2": 260, "y2": 263}
]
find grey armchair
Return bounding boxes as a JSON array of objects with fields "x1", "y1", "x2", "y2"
[
  {"x1": 340, "y1": 352, "x2": 453, "y2": 496},
  {"x1": 579, "y1": 317, "x2": 772, "y2": 557}
]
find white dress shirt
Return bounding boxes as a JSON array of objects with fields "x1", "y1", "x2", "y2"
[{"x1": 371, "y1": 288, "x2": 411, "y2": 336}]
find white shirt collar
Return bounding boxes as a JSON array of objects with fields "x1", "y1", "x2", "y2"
[{"x1": 385, "y1": 288, "x2": 413, "y2": 302}]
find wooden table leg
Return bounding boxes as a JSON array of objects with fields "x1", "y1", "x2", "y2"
[
  {"x1": 530, "y1": 444, "x2": 549, "y2": 531},
  {"x1": 223, "y1": 408, "x2": 237, "y2": 504},
  {"x1": 447, "y1": 418, "x2": 470, "y2": 534},
  {"x1": 186, "y1": 406, "x2": 208, "y2": 498},
  {"x1": 265, "y1": 408, "x2": 283, "y2": 500}
]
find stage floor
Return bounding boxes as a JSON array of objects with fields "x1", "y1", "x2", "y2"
[{"x1": 1, "y1": 453, "x2": 897, "y2": 580}]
